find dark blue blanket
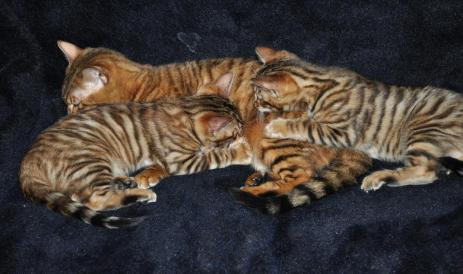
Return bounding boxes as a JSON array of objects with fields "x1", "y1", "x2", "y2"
[{"x1": 1, "y1": 1, "x2": 462, "y2": 272}]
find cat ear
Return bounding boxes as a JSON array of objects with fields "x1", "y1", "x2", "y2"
[
  {"x1": 255, "y1": 47, "x2": 298, "y2": 64},
  {"x1": 214, "y1": 72, "x2": 234, "y2": 98},
  {"x1": 207, "y1": 115, "x2": 231, "y2": 134},
  {"x1": 197, "y1": 72, "x2": 234, "y2": 98},
  {"x1": 57, "y1": 40, "x2": 82, "y2": 63},
  {"x1": 253, "y1": 73, "x2": 299, "y2": 93}
]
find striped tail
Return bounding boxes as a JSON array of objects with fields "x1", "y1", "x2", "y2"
[
  {"x1": 230, "y1": 150, "x2": 372, "y2": 214},
  {"x1": 229, "y1": 184, "x2": 317, "y2": 214},
  {"x1": 45, "y1": 192, "x2": 145, "y2": 229},
  {"x1": 439, "y1": 156, "x2": 463, "y2": 176}
]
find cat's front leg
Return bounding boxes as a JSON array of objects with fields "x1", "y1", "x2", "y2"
[{"x1": 264, "y1": 117, "x2": 309, "y2": 141}]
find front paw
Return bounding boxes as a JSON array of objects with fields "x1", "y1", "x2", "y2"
[
  {"x1": 134, "y1": 174, "x2": 161, "y2": 189},
  {"x1": 264, "y1": 118, "x2": 289, "y2": 139},
  {"x1": 361, "y1": 171, "x2": 397, "y2": 192}
]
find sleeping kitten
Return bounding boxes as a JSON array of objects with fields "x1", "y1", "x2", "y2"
[
  {"x1": 20, "y1": 92, "x2": 251, "y2": 228},
  {"x1": 253, "y1": 47, "x2": 463, "y2": 191},
  {"x1": 57, "y1": 41, "x2": 260, "y2": 121}
]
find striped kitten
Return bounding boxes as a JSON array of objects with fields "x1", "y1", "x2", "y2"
[
  {"x1": 20, "y1": 94, "x2": 251, "y2": 228},
  {"x1": 57, "y1": 41, "x2": 260, "y2": 121},
  {"x1": 254, "y1": 47, "x2": 463, "y2": 191}
]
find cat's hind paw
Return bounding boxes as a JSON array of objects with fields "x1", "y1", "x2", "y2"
[{"x1": 361, "y1": 171, "x2": 397, "y2": 192}]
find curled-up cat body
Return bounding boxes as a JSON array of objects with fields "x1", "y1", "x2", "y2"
[
  {"x1": 20, "y1": 94, "x2": 251, "y2": 228},
  {"x1": 57, "y1": 41, "x2": 260, "y2": 121},
  {"x1": 58, "y1": 41, "x2": 372, "y2": 213},
  {"x1": 253, "y1": 47, "x2": 463, "y2": 191},
  {"x1": 229, "y1": 115, "x2": 371, "y2": 214}
]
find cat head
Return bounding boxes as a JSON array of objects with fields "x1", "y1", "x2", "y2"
[
  {"x1": 252, "y1": 47, "x2": 338, "y2": 113},
  {"x1": 179, "y1": 73, "x2": 244, "y2": 148},
  {"x1": 58, "y1": 41, "x2": 142, "y2": 114},
  {"x1": 186, "y1": 96, "x2": 244, "y2": 149}
]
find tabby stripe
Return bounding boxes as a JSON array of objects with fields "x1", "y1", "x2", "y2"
[
  {"x1": 262, "y1": 143, "x2": 305, "y2": 154},
  {"x1": 174, "y1": 65, "x2": 186, "y2": 95},
  {"x1": 132, "y1": 109, "x2": 145, "y2": 164},
  {"x1": 301, "y1": 67, "x2": 323, "y2": 75},
  {"x1": 182, "y1": 154, "x2": 200, "y2": 172},
  {"x1": 406, "y1": 149, "x2": 436, "y2": 160},
  {"x1": 425, "y1": 96, "x2": 446, "y2": 116},
  {"x1": 407, "y1": 136, "x2": 441, "y2": 146},
  {"x1": 316, "y1": 126, "x2": 327, "y2": 145},
  {"x1": 379, "y1": 89, "x2": 398, "y2": 154},
  {"x1": 428, "y1": 107, "x2": 456, "y2": 122},
  {"x1": 67, "y1": 161, "x2": 108, "y2": 178},
  {"x1": 271, "y1": 153, "x2": 301, "y2": 166},
  {"x1": 113, "y1": 112, "x2": 135, "y2": 166},
  {"x1": 413, "y1": 127, "x2": 459, "y2": 138},
  {"x1": 296, "y1": 184, "x2": 320, "y2": 200},
  {"x1": 316, "y1": 89, "x2": 346, "y2": 112},
  {"x1": 283, "y1": 69, "x2": 308, "y2": 80},
  {"x1": 101, "y1": 112, "x2": 126, "y2": 159}
]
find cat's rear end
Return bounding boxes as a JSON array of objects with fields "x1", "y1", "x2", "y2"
[
  {"x1": 230, "y1": 118, "x2": 372, "y2": 214},
  {"x1": 19, "y1": 105, "x2": 156, "y2": 229},
  {"x1": 19, "y1": 167, "x2": 144, "y2": 229}
]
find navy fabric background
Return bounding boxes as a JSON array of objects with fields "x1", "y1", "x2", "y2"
[{"x1": 1, "y1": 0, "x2": 462, "y2": 273}]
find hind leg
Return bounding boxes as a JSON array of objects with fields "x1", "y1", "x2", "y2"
[
  {"x1": 82, "y1": 188, "x2": 156, "y2": 211},
  {"x1": 361, "y1": 147, "x2": 440, "y2": 192},
  {"x1": 240, "y1": 169, "x2": 310, "y2": 196}
]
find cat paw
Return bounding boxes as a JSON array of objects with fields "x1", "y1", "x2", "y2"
[
  {"x1": 264, "y1": 118, "x2": 288, "y2": 139},
  {"x1": 134, "y1": 175, "x2": 161, "y2": 189},
  {"x1": 361, "y1": 171, "x2": 396, "y2": 192},
  {"x1": 112, "y1": 177, "x2": 137, "y2": 190},
  {"x1": 244, "y1": 172, "x2": 266, "y2": 186}
]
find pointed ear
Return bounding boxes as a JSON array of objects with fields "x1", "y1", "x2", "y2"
[
  {"x1": 214, "y1": 72, "x2": 234, "y2": 98},
  {"x1": 207, "y1": 115, "x2": 231, "y2": 134},
  {"x1": 57, "y1": 40, "x2": 82, "y2": 63},
  {"x1": 197, "y1": 72, "x2": 234, "y2": 98},
  {"x1": 253, "y1": 73, "x2": 299, "y2": 93},
  {"x1": 255, "y1": 47, "x2": 298, "y2": 64}
]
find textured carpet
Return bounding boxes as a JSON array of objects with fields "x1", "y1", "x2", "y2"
[{"x1": 1, "y1": 0, "x2": 463, "y2": 273}]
